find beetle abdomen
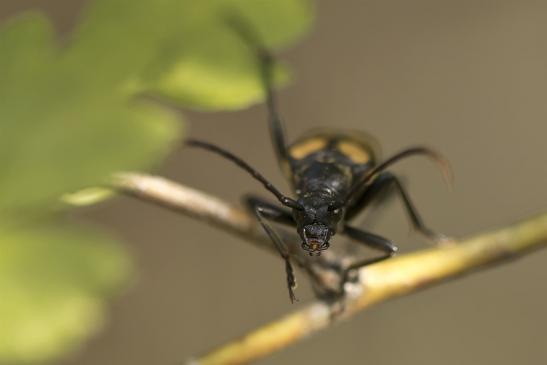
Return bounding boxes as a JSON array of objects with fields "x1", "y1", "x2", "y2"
[
  {"x1": 287, "y1": 128, "x2": 379, "y2": 166},
  {"x1": 284, "y1": 129, "x2": 380, "y2": 192}
]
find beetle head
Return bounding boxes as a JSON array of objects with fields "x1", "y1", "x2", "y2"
[
  {"x1": 301, "y1": 223, "x2": 331, "y2": 255},
  {"x1": 293, "y1": 196, "x2": 344, "y2": 256}
]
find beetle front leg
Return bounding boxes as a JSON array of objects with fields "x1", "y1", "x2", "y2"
[
  {"x1": 244, "y1": 195, "x2": 295, "y2": 227},
  {"x1": 339, "y1": 225, "x2": 398, "y2": 292},
  {"x1": 244, "y1": 196, "x2": 299, "y2": 303}
]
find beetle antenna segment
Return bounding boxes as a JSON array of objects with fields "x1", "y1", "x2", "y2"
[
  {"x1": 225, "y1": 14, "x2": 291, "y2": 166},
  {"x1": 186, "y1": 139, "x2": 303, "y2": 210},
  {"x1": 344, "y1": 147, "x2": 453, "y2": 206}
]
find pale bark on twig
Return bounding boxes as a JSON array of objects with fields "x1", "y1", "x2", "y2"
[
  {"x1": 110, "y1": 172, "x2": 547, "y2": 365},
  {"x1": 112, "y1": 172, "x2": 346, "y2": 294}
]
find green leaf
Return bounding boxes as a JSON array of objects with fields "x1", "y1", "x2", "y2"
[
  {"x1": 147, "y1": 0, "x2": 313, "y2": 109},
  {"x1": 72, "y1": 0, "x2": 314, "y2": 110},
  {"x1": 0, "y1": 0, "x2": 312, "y2": 213},
  {"x1": 0, "y1": 14, "x2": 181, "y2": 215},
  {"x1": 0, "y1": 1, "x2": 313, "y2": 363},
  {"x1": 0, "y1": 13, "x2": 177, "y2": 364},
  {"x1": 0, "y1": 223, "x2": 132, "y2": 364}
]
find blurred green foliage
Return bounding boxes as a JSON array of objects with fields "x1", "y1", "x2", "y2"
[
  {"x1": 0, "y1": 0, "x2": 313, "y2": 363},
  {"x1": 0, "y1": 224, "x2": 130, "y2": 363}
]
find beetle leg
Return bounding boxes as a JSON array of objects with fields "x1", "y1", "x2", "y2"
[
  {"x1": 244, "y1": 196, "x2": 299, "y2": 303},
  {"x1": 244, "y1": 195, "x2": 295, "y2": 227},
  {"x1": 340, "y1": 225, "x2": 398, "y2": 291},
  {"x1": 346, "y1": 172, "x2": 446, "y2": 242},
  {"x1": 226, "y1": 16, "x2": 292, "y2": 169}
]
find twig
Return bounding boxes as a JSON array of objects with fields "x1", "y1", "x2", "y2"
[
  {"x1": 110, "y1": 172, "x2": 547, "y2": 365},
  {"x1": 189, "y1": 215, "x2": 547, "y2": 365},
  {"x1": 112, "y1": 172, "x2": 347, "y2": 295},
  {"x1": 113, "y1": 172, "x2": 264, "y2": 246}
]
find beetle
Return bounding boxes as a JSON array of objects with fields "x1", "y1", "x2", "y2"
[{"x1": 186, "y1": 18, "x2": 451, "y2": 303}]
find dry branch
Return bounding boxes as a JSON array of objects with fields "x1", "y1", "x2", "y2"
[
  {"x1": 112, "y1": 172, "x2": 346, "y2": 291},
  {"x1": 110, "y1": 172, "x2": 547, "y2": 365}
]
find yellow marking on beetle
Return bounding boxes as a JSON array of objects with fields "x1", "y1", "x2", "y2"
[
  {"x1": 289, "y1": 137, "x2": 328, "y2": 159},
  {"x1": 338, "y1": 140, "x2": 371, "y2": 164}
]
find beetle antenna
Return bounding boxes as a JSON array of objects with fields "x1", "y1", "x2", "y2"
[
  {"x1": 343, "y1": 147, "x2": 453, "y2": 206},
  {"x1": 186, "y1": 139, "x2": 303, "y2": 210}
]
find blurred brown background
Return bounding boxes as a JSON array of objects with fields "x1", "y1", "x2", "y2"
[{"x1": 2, "y1": 1, "x2": 547, "y2": 364}]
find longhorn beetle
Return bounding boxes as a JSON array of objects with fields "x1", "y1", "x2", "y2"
[{"x1": 186, "y1": 18, "x2": 451, "y2": 303}]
